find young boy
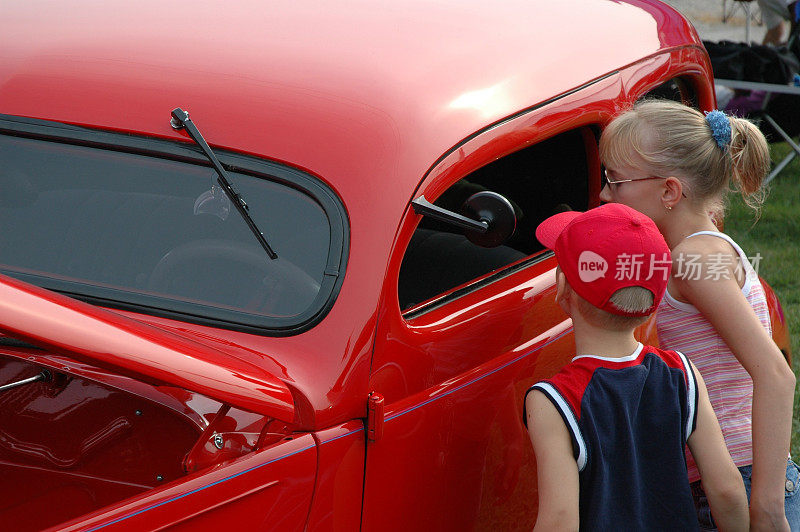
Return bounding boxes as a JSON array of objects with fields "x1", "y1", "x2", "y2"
[{"x1": 525, "y1": 203, "x2": 748, "y2": 531}]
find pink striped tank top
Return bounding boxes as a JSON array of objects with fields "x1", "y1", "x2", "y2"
[{"x1": 656, "y1": 231, "x2": 771, "y2": 483}]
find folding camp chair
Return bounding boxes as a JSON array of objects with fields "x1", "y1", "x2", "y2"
[{"x1": 722, "y1": 0, "x2": 762, "y2": 42}]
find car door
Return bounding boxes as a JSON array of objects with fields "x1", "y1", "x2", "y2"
[{"x1": 362, "y1": 76, "x2": 620, "y2": 530}]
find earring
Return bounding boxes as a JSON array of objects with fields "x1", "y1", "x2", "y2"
[{"x1": 665, "y1": 204, "x2": 672, "y2": 211}]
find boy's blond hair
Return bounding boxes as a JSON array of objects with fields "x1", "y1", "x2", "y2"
[{"x1": 575, "y1": 286, "x2": 654, "y2": 331}]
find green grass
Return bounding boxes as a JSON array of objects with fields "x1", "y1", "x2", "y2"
[{"x1": 723, "y1": 142, "x2": 800, "y2": 458}]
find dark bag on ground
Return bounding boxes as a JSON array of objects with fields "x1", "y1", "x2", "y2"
[{"x1": 703, "y1": 40, "x2": 798, "y2": 84}]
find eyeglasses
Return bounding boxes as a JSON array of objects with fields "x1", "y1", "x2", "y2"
[
  {"x1": 602, "y1": 169, "x2": 666, "y2": 186},
  {"x1": 602, "y1": 169, "x2": 687, "y2": 197}
]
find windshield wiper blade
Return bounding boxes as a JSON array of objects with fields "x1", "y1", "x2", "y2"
[{"x1": 170, "y1": 108, "x2": 277, "y2": 260}]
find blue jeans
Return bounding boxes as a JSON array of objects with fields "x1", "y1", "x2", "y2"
[{"x1": 691, "y1": 458, "x2": 800, "y2": 530}]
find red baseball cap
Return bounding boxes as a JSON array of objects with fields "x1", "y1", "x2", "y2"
[{"x1": 535, "y1": 203, "x2": 670, "y2": 317}]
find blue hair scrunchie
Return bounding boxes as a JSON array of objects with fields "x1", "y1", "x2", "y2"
[{"x1": 705, "y1": 110, "x2": 731, "y2": 150}]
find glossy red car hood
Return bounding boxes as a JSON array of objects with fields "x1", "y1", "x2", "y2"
[{"x1": 0, "y1": 274, "x2": 295, "y2": 422}]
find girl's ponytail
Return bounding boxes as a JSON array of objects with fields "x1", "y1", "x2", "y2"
[{"x1": 728, "y1": 116, "x2": 770, "y2": 212}]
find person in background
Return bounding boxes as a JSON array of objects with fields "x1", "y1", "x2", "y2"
[
  {"x1": 525, "y1": 203, "x2": 748, "y2": 531},
  {"x1": 599, "y1": 99, "x2": 798, "y2": 531},
  {"x1": 758, "y1": 0, "x2": 799, "y2": 45}
]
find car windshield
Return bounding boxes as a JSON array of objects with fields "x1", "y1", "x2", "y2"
[{"x1": 0, "y1": 132, "x2": 343, "y2": 332}]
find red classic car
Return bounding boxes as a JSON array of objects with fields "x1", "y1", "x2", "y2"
[{"x1": 0, "y1": 1, "x2": 791, "y2": 530}]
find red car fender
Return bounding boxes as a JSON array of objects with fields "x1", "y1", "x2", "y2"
[{"x1": 760, "y1": 276, "x2": 792, "y2": 365}]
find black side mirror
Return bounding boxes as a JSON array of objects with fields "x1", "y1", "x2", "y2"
[
  {"x1": 411, "y1": 191, "x2": 516, "y2": 248},
  {"x1": 461, "y1": 191, "x2": 516, "y2": 247}
]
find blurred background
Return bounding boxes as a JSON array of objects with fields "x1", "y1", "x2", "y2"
[{"x1": 664, "y1": 0, "x2": 769, "y2": 41}]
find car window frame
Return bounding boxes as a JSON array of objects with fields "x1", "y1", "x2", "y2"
[
  {"x1": 0, "y1": 114, "x2": 349, "y2": 336},
  {"x1": 399, "y1": 124, "x2": 601, "y2": 320}
]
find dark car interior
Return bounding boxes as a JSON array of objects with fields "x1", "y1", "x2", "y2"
[{"x1": 399, "y1": 129, "x2": 592, "y2": 311}]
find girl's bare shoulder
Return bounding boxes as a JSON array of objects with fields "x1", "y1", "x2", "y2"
[{"x1": 671, "y1": 232, "x2": 739, "y2": 262}]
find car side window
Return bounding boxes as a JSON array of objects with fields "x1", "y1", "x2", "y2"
[{"x1": 398, "y1": 128, "x2": 592, "y2": 312}]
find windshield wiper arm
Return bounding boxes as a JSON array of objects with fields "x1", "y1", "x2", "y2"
[{"x1": 170, "y1": 108, "x2": 277, "y2": 260}]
